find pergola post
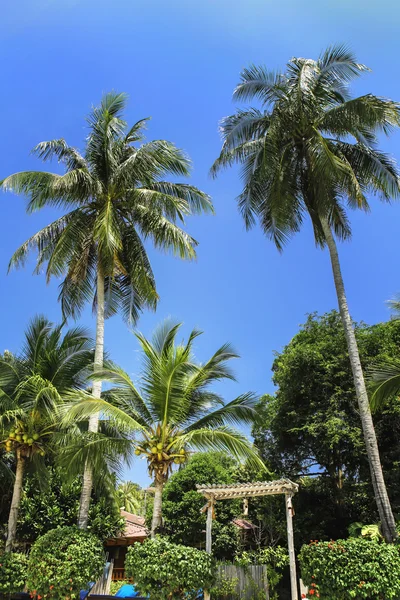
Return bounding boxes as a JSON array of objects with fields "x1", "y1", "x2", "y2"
[
  {"x1": 206, "y1": 499, "x2": 213, "y2": 554},
  {"x1": 285, "y1": 493, "x2": 298, "y2": 600},
  {"x1": 204, "y1": 498, "x2": 214, "y2": 600}
]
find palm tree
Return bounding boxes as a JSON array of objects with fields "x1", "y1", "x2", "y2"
[
  {"x1": 117, "y1": 481, "x2": 145, "y2": 514},
  {"x1": 1, "y1": 92, "x2": 213, "y2": 527},
  {"x1": 63, "y1": 321, "x2": 264, "y2": 537},
  {"x1": 212, "y1": 45, "x2": 400, "y2": 542},
  {"x1": 0, "y1": 316, "x2": 93, "y2": 551}
]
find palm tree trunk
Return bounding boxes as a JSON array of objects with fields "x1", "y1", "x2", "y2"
[
  {"x1": 321, "y1": 217, "x2": 397, "y2": 542},
  {"x1": 150, "y1": 477, "x2": 164, "y2": 538},
  {"x1": 78, "y1": 267, "x2": 105, "y2": 529},
  {"x1": 5, "y1": 450, "x2": 25, "y2": 552}
]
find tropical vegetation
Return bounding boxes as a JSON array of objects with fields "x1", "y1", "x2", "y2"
[
  {"x1": 299, "y1": 538, "x2": 400, "y2": 599},
  {"x1": 0, "y1": 316, "x2": 93, "y2": 551},
  {"x1": 212, "y1": 44, "x2": 400, "y2": 541},
  {"x1": 26, "y1": 526, "x2": 105, "y2": 600},
  {"x1": 125, "y1": 537, "x2": 215, "y2": 600},
  {"x1": 2, "y1": 42, "x2": 400, "y2": 600},
  {"x1": 63, "y1": 321, "x2": 263, "y2": 537},
  {"x1": 1, "y1": 91, "x2": 213, "y2": 527},
  {"x1": 0, "y1": 551, "x2": 28, "y2": 595}
]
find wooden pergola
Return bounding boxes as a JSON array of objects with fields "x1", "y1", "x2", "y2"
[{"x1": 197, "y1": 479, "x2": 299, "y2": 600}]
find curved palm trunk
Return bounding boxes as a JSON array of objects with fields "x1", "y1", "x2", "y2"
[
  {"x1": 5, "y1": 450, "x2": 25, "y2": 552},
  {"x1": 150, "y1": 477, "x2": 164, "y2": 538},
  {"x1": 78, "y1": 267, "x2": 105, "y2": 529},
  {"x1": 321, "y1": 217, "x2": 397, "y2": 542}
]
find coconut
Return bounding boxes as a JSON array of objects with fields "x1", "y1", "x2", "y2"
[{"x1": 156, "y1": 442, "x2": 163, "y2": 451}]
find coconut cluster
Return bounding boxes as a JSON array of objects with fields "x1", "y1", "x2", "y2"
[
  {"x1": 134, "y1": 425, "x2": 187, "y2": 478},
  {"x1": 3, "y1": 426, "x2": 45, "y2": 457}
]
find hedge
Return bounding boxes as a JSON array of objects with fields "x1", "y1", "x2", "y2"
[{"x1": 299, "y1": 538, "x2": 400, "y2": 599}]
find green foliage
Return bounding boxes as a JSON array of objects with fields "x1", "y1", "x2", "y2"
[
  {"x1": 210, "y1": 572, "x2": 239, "y2": 600},
  {"x1": 348, "y1": 522, "x2": 383, "y2": 541},
  {"x1": 3, "y1": 92, "x2": 212, "y2": 325},
  {"x1": 117, "y1": 481, "x2": 145, "y2": 515},
  {"x1": 253, "y1": 312, "x2": 400, "y2": 544},
  {"x1": 299, "y1": 538, "x2": 400, "y2": 599},
  {"x1": 66, "y1": 322, "x2": 263, "y2": 480},
  {"x1": 0, "y1": 552, "x2": 28, "y2": 594},
  {"x1": 212, "y1": 45, "x2": 400, "y2": 248},
  {"x1": 235, "y1": 547, "x2": 288, "y2": 600},
  {"x1": 17, "y1": 467, "x2": 124, "y2": 541},
  {"x1": 125, "y1": 537, "x2": 215, "y2": 600},
  {"x1": 26, "y1": 526, "x2": 104, "y2": 600},
  {"x1": 162, "y1": 453, "x2": 241, "y2": 560}
]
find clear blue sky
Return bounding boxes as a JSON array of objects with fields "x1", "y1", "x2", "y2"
[{"x1": 1, "y1": 0, "x2": 400, "y2": 485}]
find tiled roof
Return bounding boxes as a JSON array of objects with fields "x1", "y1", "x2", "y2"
[
  {"x1": 119, "y1": 511, "x2": 148, "y2": 539},
  {"x1": 232, "y1": 518, "x2": 257, "y2": 530}
]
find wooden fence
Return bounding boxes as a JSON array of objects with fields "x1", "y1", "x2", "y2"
[
  {"x1": 217, "y1": 564, "x2": 269, "y2": 600},
  {"x1": 89, "y1": 561, "x2": 114, "y2": 596}
]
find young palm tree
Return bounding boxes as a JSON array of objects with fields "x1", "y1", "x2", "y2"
[
  {"x1": 0, "y1": 316, "x2": 93, "y2": 551},
  {"x1": 117, "y1": 481, "x2": 145, "y2": 514},
  {"x1": 64, "y1": 321, "x2": 264, "y2": 537},
  {"x1": 1, "y1": 92, "x2": 213, "y2": 527},
  {"x1": 212, "y1": 45, "x2": 400, "y2": 541}
]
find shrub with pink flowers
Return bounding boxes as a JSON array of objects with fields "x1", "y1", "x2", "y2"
[{"x1": 299, "y1": 538, "x2": 400, "y2": 599}]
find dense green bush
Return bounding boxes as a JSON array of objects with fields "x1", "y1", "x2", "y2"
[
  {"x1": 125, "y1": 537, "x2": 215, "y2": 599},
  {"x1": 26, "y1": 526, "x2": 104, "y2": 600},
  {"x1": 299, "y1": 538, "x2": 400, "y2": 599},
  {"x1": 0, "y1": 552, "x2": 28, "y2": 594},
  {"x1": 235, "y1": 547, "x2": 288, "y2": 600}
]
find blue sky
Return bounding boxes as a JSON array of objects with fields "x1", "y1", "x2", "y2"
[{"x1": 1, "y1": 0, "x2": 400, "y2": 486}]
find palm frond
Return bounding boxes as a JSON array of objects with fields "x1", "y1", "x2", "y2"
[
  {"x1": 180, "y1": 426, "x2": 265, "y2": 470},
  {"x1": 368, "y1": 358, "x2": 400, "y2": 411}
]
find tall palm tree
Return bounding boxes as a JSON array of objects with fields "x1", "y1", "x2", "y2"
[
  {"x1": 63, "y1": 321, "x2": 264, "y2": 537},
  {"x1": 212, "y1": 45, "x2": 400, "y2": 542},
  {"x1": 1, "y1": 92, "x2": 213, "y2": 527},
  {"x1": 0, "y1": 316, "x2": 93, "y2": 551}
]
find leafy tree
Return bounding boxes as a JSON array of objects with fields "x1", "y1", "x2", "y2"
[
  {"x1": 212, "y1": 45, "x2": 400, "y2": 541},
  {"x1": 0, "y1": 316, "x2": 93, "y2": 551},
  {"x1": 2, "y1": 92, "x2": 213, "y2": 528},
  {"x1": 17, "y1": 467, "x2": 124, "y2": 542},
  {"x1": 64, "y1": 320, "x2": 263, "y2": 537},
  {"x1": 253, "y1": 311, "x2": 400, "y2": 542},
  {"x1": 162, "y1": 452, "x2": 241, "y2": 560}
]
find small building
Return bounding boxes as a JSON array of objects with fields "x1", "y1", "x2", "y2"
[{"x1": 106, "y1": 511, "x2": 148, "y2": 581}]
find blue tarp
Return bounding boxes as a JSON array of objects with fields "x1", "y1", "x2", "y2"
[{"x1": 115, "y1": 584, "x2": 140, "y2": 597}]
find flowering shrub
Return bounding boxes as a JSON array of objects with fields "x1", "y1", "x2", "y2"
[
  {"x1": 26, "y1": 526, "x2": 104, "y2": 600},
  {"x1": 125, "y1": 537, "x2": 215, "y2": 600},
  {"x1": 299, "y1": 538, "x2": 400, "y2": 599},
  {"x1": 0, "y1": 552, "x2": 28, "y2": 593}
]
